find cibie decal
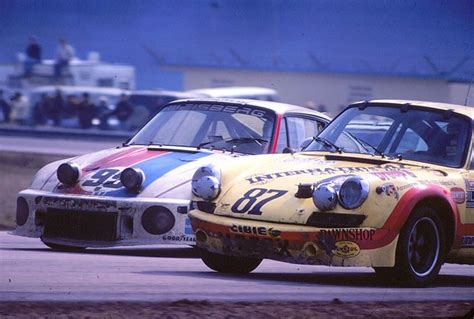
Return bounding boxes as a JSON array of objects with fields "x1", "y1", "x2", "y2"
[
  {"x1": 230, "y1": 224, "x2": 281, "y2": 237},
  {"x1": 333, "y1": 241, "x2": 360, "y2": 258},
  {"x1": 450, "y1": 187, "x2": 465, "y2": 204},
  {"x1": 81, "y1": 168, "x2": 124, "y2": 192},
  {"x1": 462, "y1": 236, "x2": 474, "y2": 248}
]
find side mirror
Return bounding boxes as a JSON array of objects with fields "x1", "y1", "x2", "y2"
[{"x1": 299, "y1": 137, "x2": 314, "y2": 151}]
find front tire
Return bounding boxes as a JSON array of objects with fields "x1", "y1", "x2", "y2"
[
  {"x1": 376, "y1": 206, "x2": 445, "y2": 287},
  {"x1": 42, "y1": 240, "x2": 87, "y2": 251},
  {"x1": 199, "y1": 249, "x2": 262, "y2": 274}
]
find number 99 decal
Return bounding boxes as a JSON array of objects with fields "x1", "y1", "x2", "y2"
[
  {"x1": 231, "y1": 188, "x2": 287, "y2": 215},
  {"x1": 81, "y1": 168, "x2": 123, "y2": 192}
]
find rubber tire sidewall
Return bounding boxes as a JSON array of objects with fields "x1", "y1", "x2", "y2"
[
  {"x1": 199, "y1": 248, "x2": 262, "y2": 274},
  {"x1": 42, "y1": 240, "x2": 87, "y2": 251},
  {"x1": 394, "y1": 206, "x2": 445, "y2": 287}
]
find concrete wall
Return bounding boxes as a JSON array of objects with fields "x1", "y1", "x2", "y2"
[{"x1": 179, "y1": 67, "x2": 453, "y2": 115}]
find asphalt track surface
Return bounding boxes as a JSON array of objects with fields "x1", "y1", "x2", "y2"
[
  {"x1": 0, "y1": 135, "x2": 119, "y2": 156},
  {"x1": 1, "y1": 232, "x2": 473, "y2": 303}
]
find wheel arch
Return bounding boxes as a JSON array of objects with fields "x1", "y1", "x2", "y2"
[
  {"x1": 380, "y1": 184, "x2": 461, "y2": 253},
  {"x1": 411, "y1": 196, "x2": 456, "y2": 253}
]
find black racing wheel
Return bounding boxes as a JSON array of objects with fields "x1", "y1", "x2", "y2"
[
  {"x1": 375, "y1": 206, "x2": 445, "y2": 287},
  {"x1": 199, "y1": 248, "x2": 262, "y2": 274},
  {"x1": 41, "y1": 240, "x2": 87, "y2": 251}
]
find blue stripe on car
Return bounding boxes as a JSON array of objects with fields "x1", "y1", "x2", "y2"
[{"x1": 103, "y1": 151, "x2": 211, "y2": 197}]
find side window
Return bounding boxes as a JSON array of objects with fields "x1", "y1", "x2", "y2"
[
  {"x1": 274, "y1": 119, "x2": 288, "y2": 153},
  {"x1": 286, "y1": 117, "x2": 322, "y2": 148}
]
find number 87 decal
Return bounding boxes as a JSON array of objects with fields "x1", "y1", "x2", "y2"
[{"x1": 231, "y1": 188, "x2": 288, "y2": 215}]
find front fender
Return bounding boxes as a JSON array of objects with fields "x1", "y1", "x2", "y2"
[{"x1": 375, "y1": 184, "x2": 460, "y2": 250}]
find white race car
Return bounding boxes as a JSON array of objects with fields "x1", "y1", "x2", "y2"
[{"x1": 13, "y1": 98, "x2": 329, "y2": 250}]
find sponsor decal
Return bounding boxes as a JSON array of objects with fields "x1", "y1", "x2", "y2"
[
  {"x1": 164, "y1": 103, "x2": 269, "y2": 119},
  {"x1": 370, "y1": 169, "x2": 416, "y2": 181},
  {"x1": 245, "y1": 165, "x2": 412, "y2": 185},
  {"x1": 42, "y1": 197, "x2": 117, "y2": 210},
  {"x1": 450, "y1": 187, "x2": 465, "y2": 204},
  {"x1": 333, "y1": 241, "x2": 360, "y2": 258},
  {"x1": 466, "y1": 191, "x2": 474, "y2": 208},
  {"x1": 377, "y1": 183, "x2": 399, "y2": 199},
  {"x1": 162, "y1": 234, "x2": 195, "y2": 242},
  {"x1": 184, "y1": 217, "x2": 194, "y2": 235},
  {"x1": 465, "y1": 179, "x2": 474, "y2": 190},
  {"x1": 230, "y1": 224, "x2": 281, "y2": 237},
  {"x1": 320, "y1": 228, "x2": 376, "y2": 241},
  {"x1": 462, "y1": 236, "x2": 474, "y2": 247}
]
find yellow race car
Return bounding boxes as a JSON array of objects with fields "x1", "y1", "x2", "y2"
[{"x1": 189, "y1": 100, "x2": 474, "y2": 287}]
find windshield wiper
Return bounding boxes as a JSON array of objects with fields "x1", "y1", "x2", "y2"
[
  {"x1": 197, "y1": 137, "x2": 268, "y2": 149},
  {"x1": 344, "y1": 132, "x2": 385, "y2": 157},
  {"x1": 314, "y1": 137, "x2": 343, "y2": 153}
]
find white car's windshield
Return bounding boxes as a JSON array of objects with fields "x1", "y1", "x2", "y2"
[
  {"x1": 129, "y1": 102, "x2": 276, "y2": 155},
  {"x1": 305, "y1": 104, "x2": 471, "y2": 168}
]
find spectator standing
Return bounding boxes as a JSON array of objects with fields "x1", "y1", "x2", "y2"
[
  {"x1": 0, "y1": 90, "x2": 11, "y2": 123},
  {"x1": 54, "y1": 38, "x2": 75, "y2": 78},
  {"x1": 24, "y1": 36, "x2": 42, "y2": 77},
  {"x1": 113, "y1": 94, "x2": 133, "y2": 130},
  {"x1": 77, "y1": 92, "x2": 96, "y2": 129},
  {"x1": 32, "y1": 93, "x2": 49, "y2": 125},
  {"x1": 49, "y1": 89, "x2": 64, "y2": 126},
  {"x1": 10, "y1": 92, "x2": 30, "y2": 125},
  {"x1": 96, "y1": 96, "x2": 111, "y2": 129}
]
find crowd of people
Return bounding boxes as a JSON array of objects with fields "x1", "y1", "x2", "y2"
[{"x1": 0, "y1": 89, "x2": 134, "y2": 130}]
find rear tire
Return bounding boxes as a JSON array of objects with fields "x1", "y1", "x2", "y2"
[
  {"x1": 375, "y1": 206, "x2": 445, "y2": 287},
  {"x1": 199, "y1": 249, "x2": 262, "y2": 274},
  {"x1": 42, "y1": 240, "x2": 87, "y2": 251}
]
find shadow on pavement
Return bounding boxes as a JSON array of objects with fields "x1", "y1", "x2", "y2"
[
  {"x1": 136, "y1": 270, "x2": 474, "y2": 288},
  {"x1": 2, "y1": 246, "x2": 200, "y2": 258}
]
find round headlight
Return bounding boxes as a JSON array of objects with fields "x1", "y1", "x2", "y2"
[
  {"x1": 57, "y1": 162, "x2": 80, "y2": 186},
  {"x1": 141, "y1": 206, "x2": 175, "y2": 235},
  {"x1": 313, "y1": 184, "x2": 337, "y2": 211},
  {"x1": 192, "y1": 165, "x2": 221, "y2": 200},
  {"x1": 120, "y1": 168, "x2": 144, "y2": 192},
  {"x1": 338, "y1": 177, "x2": 369, "y2": 209}
]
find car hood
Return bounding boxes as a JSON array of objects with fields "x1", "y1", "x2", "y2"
[
  {"x1": 209, "y1": 152, "x2": 455, "y2": 225},
  {"x1": 35, "y1": 145, "x2": 238, "y2": 199}
]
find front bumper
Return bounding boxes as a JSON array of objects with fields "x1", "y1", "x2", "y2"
[
  {"x1": 189, "y1": 210, "x2": 398, "y2": 267},
  {"x1": 12, "y1": 189, "x2": 195, "y2": 247}
]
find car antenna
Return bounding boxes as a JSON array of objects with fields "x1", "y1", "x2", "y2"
[{"x1": 464, "y1": 72, "x2": 473, "y2": 106}]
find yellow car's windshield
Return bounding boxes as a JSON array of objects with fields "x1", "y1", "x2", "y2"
[{"x1": 306, "y1": 104, "x2": 471, "y2": 168}]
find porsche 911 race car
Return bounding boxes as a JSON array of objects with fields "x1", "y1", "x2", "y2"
[
  {"x1": 189, "y1": 100, "x2": 474, "y2": 286},
  {"x1": 13, "y1": 98, "x2": 329, "y2": 250}
]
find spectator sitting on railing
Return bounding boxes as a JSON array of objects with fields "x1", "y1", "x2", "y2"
[
  {"x1": 0, "y1": 90, "x2": 11, "y2": 123},
  {"x1": 23, "y1": 36, "x2": 42, "y2": 77},
  {"x1": 54, "y1": 38, "x2": 75, "y2": 79}
]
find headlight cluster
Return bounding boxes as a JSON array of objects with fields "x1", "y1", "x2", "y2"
[
  {"x1": 312, "y1": 176, "x2": 369, "y2": 211},
  {"x1": 192, "y1": 165, "x2": 222, "y2": 200}
]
